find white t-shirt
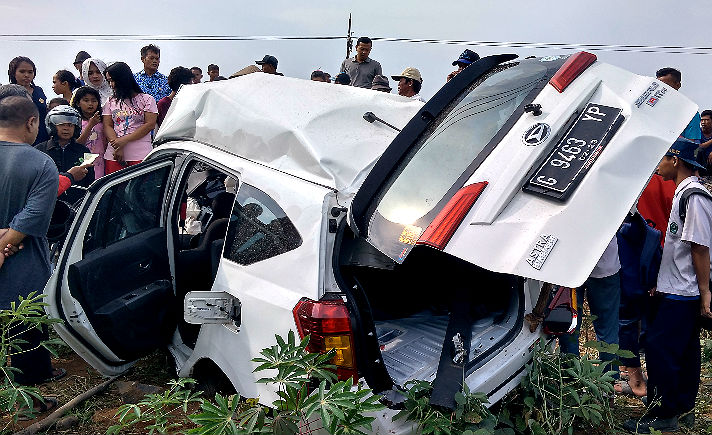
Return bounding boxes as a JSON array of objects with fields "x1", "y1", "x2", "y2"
[
  {"x1": 656, "y1": 176, "x2": 712, "y2": 297},
  {"x1": 590, "y1": 235, "x2": 621, "y2": 279}
]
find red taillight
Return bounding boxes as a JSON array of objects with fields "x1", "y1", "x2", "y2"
[
  {"x1": 549, "y1": 51, "x2": 597, "y2": 93},
  {"x1": 416, "y1": 182, "x2": 488, "y2": 250},
  {"x1": 293, "y1": 297, "x2": 358, "y2": 381}
]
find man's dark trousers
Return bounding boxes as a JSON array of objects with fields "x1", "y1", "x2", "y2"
[{"x1": 646, "y1": 295, "x2": 700, "y2": 418}]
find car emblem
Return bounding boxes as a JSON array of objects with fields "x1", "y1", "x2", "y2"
[{"x1": 522, "y1": 123, "x2": 551, "y2": 146}]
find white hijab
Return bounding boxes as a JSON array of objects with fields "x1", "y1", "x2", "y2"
[{"x1": 81, "y1": 58, "x2": 112, "y2": 105}]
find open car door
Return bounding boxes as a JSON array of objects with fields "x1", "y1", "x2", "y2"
[
  {"x1": 350, "y1": 53, "x2": 698, "y2": 288},
  {"x1": 45, "y1": 155, "x2": 178, "y2": 375}
]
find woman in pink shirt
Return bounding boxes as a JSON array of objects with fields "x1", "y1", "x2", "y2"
[{"x1": 102, "y1": 62, "x2": 157, "y2": 174}]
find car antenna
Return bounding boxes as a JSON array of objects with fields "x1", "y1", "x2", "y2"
[{"x1": 363, "y1": 111, "x2": 401, "y2": 132}]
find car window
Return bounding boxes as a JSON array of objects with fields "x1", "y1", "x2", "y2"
[
  {"x1": 366, "y1": 62, "x2": 549, "y2": 260},
  {"x1": 83, "y1": 165, "x2": 172, "y2": 254},
  {"x1": 223, "y1": 183, "x2": 301, "y2": 265}
]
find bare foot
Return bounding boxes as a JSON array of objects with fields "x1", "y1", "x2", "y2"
[{"x1": 615, "y1": 366, "x2": 647, "y2": 397}]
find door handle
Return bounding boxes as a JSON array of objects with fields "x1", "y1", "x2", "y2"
[{"x1": 138, "y1": 262, "x2": 151, "y2": 270}]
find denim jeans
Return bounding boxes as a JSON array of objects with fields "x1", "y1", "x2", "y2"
[{"x1": 559, "y1": 272, "x2": 621, "y2": 372}]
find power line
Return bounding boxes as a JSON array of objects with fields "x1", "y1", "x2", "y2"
[{"x1": 1, "y1": 34, "x2": 711, "y2": 55}]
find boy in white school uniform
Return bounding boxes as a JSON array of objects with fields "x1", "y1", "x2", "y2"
[{"x1": 624, "y1": 139, "x2": 712, "y2": 433}]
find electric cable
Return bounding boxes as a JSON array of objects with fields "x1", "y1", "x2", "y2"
[{"x1": 0, "y1": 34, "x2": 710, "y2": 55}]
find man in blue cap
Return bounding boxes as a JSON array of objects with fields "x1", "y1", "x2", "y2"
[
  {"x1": 446, "y1": 49, "x2": 480, "y2": 82},
  {"x1": 624, "y1": 139, "x2": 712, "y2": 433}
]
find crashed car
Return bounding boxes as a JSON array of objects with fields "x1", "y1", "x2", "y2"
[{"x1": 45, "y1": 52, "x2": 696, "y2": 432}]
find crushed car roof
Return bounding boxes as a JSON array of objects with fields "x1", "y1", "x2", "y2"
[{"x1": 155, "y1": 73, "x2": 424, "y2": 193}]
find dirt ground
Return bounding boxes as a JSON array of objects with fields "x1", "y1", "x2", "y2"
[{"x1": 3, "y1": 329, "x2": 712, "y2": 434}]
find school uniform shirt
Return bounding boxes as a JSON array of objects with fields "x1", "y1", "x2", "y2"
[
  {"x1": 102, "y1": 94, "x2": 158, "y2": 162},
  {"x1": 590, "y1": 236, "x2": 621, "y2": 279},
  {"x1": 656, "y1": 176, "x2": 712, "y2": 297}
]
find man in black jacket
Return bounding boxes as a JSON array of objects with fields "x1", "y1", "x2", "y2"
[{"x1": 35, "y1": 105, "x2": 94, "y2": 204}]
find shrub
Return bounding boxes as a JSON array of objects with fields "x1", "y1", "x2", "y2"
[
  {"x1": 108, "y1": 331, "x2": 384, "y2": 434},
  {"x1": 0, "y1": 292, "x2": 64, "y2": 426}
]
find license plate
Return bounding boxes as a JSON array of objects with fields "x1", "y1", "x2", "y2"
[{"x1": 524, "y1": 103, "x2": 624, "y2": 201}]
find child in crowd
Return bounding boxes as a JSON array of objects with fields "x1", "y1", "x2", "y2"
[
  {"x1": 72, "y1": 86, "x2": 106, "y2": 177},
  {"x1": 102, "y1": 61, "x2": 157, "y2": 174},
  {"x1": 81, "y1": 58, "x2": 112, "y2": 105},
  {"x1": 48, "y1": 97, "x2": 69, "y2": 110},
  {"x1": 35, "y1": 105, "x2": 95, "y2": 204},
  {"x1": 624, "y1": 139, "x2": 712, "y2": 432},
  {"x1": 51, "y1": 70, "x2": 79, "y2": 102}
]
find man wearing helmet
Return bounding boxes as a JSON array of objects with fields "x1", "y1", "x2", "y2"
[{"x1": 35, "y1": 105, "x2": 94, "y2": 204}]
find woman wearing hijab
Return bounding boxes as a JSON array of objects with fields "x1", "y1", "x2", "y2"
[{"x1": 81, "y1": 58, "x2": 112, "y2": 105}]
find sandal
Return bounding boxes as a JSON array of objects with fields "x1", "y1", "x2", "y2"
[
  {"x1": 41, "y1": 367, "x2": 67, "y2": 384},
  {"x1": 614, "y1": 380, "x2": 646, "y2": 398},
  {"x1": 17, "y1": 396, "x2": 58, "y2": 421}
]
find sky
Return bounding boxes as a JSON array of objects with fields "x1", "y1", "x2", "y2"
[{"x1": 1, "y1": 1, "x2": 711, "y2": 108}]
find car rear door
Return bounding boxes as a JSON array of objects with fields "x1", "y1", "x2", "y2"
[
  {"x1": 45, "y1": 155, "x2": 179, "y2": 375},
  {"x1": 350, "y1": 53, "x2": 698, "y2": 288}
]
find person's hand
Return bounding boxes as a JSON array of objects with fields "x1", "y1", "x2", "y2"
[
  {"x1": 0, "y1": 228, "x2": 22, "y2": 258},
  {"x1": 701, "y1": 291, "x2": 712, "y2": 318},
  {"x1": 707, "y1": 152, "x2": 712, "y2": 166},
  {"x1": 67, "y1": 165, "x2": 89, "y2": 182},
  {"x1": 649, "y1": 286, "x2": 657, "y2": 296},
  {"x1": 109, "y1": 136, "x2": 129, "y2": 151},
  {"x1": 446, "y1": 70, "x2": 459, "y2": 82},
  {"x1": 113, "y1": 147, "x2": 125, "y2": 163},
  {"x1": 88, "y1": 111, "x2": 101, "y2": 128}
]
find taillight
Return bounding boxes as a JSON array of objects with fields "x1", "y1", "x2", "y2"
[
  {"x1": 549, "y1": 51, "x2": 597, "y2": 93},
  {"x1": 293, "y1": 297, "x2": 358, "y2": 381},
  {"x1": 416, "y1": 182, "x2": 488, "y2": 250}
]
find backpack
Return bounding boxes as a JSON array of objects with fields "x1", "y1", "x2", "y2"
[
  {"x1": 678, "y1": 186, "x2": 712, "y2": 224},
  {"x1": 677, "y1": 185, "x2": 712, "y2": 330},
  {"x1": 616, "y1": 212, "x2": 663, "y2": 298}
]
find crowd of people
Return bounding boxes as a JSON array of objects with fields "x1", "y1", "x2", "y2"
[
  {"x1": 1, "y1": 37, "x2": 480, "y2": 184},
  {"x1": 0, "y1": 38, "x2": 711, "y2": 431}
]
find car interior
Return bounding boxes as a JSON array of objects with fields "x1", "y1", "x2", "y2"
[
  {"x1": 336, "y1": 226, "x2": 523, "y2": 389},
  {"x1": 173, "y1": 161, "x2": 238, "y2": 347}
]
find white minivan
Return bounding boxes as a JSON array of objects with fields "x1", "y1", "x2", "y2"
[{"x1": 45, "y1": 53, "x2": 696, "y2": 433}]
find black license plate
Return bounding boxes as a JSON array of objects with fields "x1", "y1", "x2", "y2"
[{"x1": 524, "y1": 103, "x2": 623, "y2": 201}]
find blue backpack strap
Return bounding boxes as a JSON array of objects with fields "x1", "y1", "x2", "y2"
[{"x1": 679, "y1": 187, "x2": 712, "y2": 224}]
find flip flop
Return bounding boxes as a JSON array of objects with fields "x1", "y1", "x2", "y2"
[
  {"x1": 17, "y1": 396, "x2": 58, "y2": 421},
  {"x1": 41, "y1": 367, "x2": 67, "y2": 384},
  {"x1": 614, "y1": 380, "x2": 646, "y2": 398}
]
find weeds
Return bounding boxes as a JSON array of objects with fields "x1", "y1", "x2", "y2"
[
  {"x1": 0, "y1": 292, "x2": 63, "y2": 428},
  {"x1": 108, "y1": 331, "x2": 384, "y2": 434}
]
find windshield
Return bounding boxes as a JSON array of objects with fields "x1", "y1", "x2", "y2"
[{"x1": 367, "y1": 61, "x2": 549, "y2": 261}]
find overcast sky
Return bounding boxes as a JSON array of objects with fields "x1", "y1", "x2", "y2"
[{"x1": 1, "y1": 1, "x2": 711, "y2": 108}]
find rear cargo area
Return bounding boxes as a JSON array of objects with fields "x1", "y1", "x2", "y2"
[{"x1": 337, "y1": 232, "x2": 523, "y2": 388}]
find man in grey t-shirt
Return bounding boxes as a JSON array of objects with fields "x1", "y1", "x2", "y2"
[
  {"x1": 340, "y1": 36, "x2": 383, "y2": 88},
  {"x1": 0, "y1": 96, "x2": 62, "y2": 391}
]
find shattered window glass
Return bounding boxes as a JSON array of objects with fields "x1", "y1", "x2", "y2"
[{"x1": 223, "y1": 183, "x2": 302, "y2": 265}]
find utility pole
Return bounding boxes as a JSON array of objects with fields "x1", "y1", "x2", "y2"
[{"x1": 346, "y1": 13, "x2": 353, "y2": 60}]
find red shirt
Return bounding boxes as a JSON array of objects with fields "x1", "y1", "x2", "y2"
[
  {"x1": 156, "y1": 96, "x2": 173, "y2": 127},
  {"x1": 637, "y1": 174, "x2": 675, "y2": 245}
]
